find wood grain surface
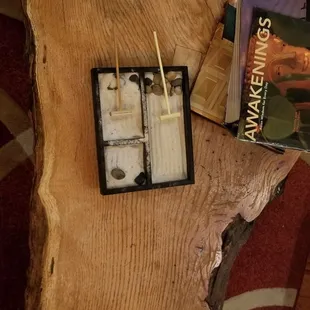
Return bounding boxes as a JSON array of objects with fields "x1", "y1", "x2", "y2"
[
  {"x1": 172, "y1": 45, "x2": 203, "y2": 89},
  {"x1": 24, "y1": 0, "x2": 300, "y2": 309}
]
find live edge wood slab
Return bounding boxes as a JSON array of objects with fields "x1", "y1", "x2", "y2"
[{"x1": 23, "y1": 0, "x2": 300, "y2": 309}]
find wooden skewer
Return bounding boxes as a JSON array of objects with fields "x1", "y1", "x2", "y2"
[
  {"x1": 153, "y1": 31, "x2": 170, "y2": 114},
  {"x1": 153, "y1": 31, "x2": 180, "y2": 120},
  {"x1": 110, "y1": 28, "x2": 132, "y2": 117},
  {"x1": 114, "y1": 33, "x2": 122, "y2": 111}
]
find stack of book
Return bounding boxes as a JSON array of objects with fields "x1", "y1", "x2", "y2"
[{"x1": 191, "y1": 0, "x2": 310, "y2": 151}]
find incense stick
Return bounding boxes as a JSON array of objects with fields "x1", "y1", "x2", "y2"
[
  {"x1": 153, "y1": 31, "x2": 170, "y2": 114},
  {"x1": 114, "y1": 29, "x2": 122, "y2": 111},
  {"x1": 153, "y1": 31, "x2": 180, "y2": 120},
  {"x1": 110, "y1": 28, "x2": 132, "y2": 117}
]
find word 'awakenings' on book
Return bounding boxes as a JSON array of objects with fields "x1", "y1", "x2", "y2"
[
  {"x1": 226, "y1": 0, "x2": 307, "y2": 125},
  {"x1": 237, "y1": 8, "x2": 310, "y2": 151}
]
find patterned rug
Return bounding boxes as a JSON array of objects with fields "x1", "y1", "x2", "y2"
[
  {"x1": 1, "y1": 13, "x2": 310, "y2": 310},
  {"x1": 0, "y1": 14, "x2": 33, "y2": 310}
]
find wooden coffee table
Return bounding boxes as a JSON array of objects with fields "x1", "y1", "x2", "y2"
[{"x1": 24, "y1": 1, "x2": 299, "y2": 309}]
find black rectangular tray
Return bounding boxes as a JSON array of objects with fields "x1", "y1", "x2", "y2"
[{"x1": 91, "y1": 66, "x2": 194, "y2": 195}]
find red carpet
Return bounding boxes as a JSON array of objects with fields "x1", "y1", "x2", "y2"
[
  {"x1": 225, "y1": 160, "x2": 310, "y2": 309},
  {"x1": 0, "y1": 13, "x2": 310, "y2": 310}
]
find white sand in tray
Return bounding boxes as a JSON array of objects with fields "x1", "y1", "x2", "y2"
[
  {"x1": 104, "y1": 144, "x2": 145, "y2": 189},
  {"x1": 99, "y1": 72, "x2": 143, "y2": 141},
  {"x1": 146, "y1": 72, "x2": 187, "y2": 183}
]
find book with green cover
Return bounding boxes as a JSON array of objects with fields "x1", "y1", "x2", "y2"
[{"x1": 238, "y1": 8, "x2": 310, "y2": 151}]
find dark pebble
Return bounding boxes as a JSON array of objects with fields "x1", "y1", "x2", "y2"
[
  {"x1": 129, "y1": 74, "x2": 139, "y2": 85},
  {"x1": 111, "y1": 168, "x2": 126, "y2": 180},
  {"x1": 144, "y1": 77, "x2": 152, "y2": 86},
  {"x1": 171, "y1": 78, "x2": 182, "y2": 87},
  {"x1": 134, "y1": 172, "x2": 146, "y2": 185}
]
